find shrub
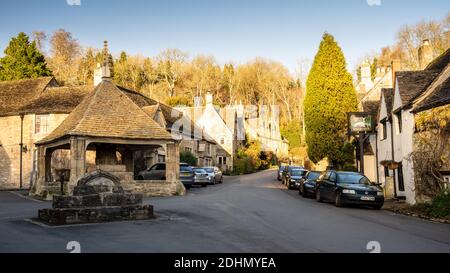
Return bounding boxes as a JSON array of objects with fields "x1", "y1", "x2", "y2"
[
  {"x1": 429, "y1": 190, "x2": 450, "y2": 219},
  {"x1": 412, "y1": 189, "x2": 450, "y2": 220},
  {"x1": 180, "y1": 150, "x2": 197, "y2": 166}
]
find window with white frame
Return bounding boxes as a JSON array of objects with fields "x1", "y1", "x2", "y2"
[{"x1": 35, "y1": 114, "x2": 50, "y2": 134}]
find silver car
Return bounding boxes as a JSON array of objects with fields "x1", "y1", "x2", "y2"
[
  {"x1": 193, "y1": 168, "x2": 209, "y2": 187},
  {"x1": 202, "y1": 166, "x2": 223, "y2": 185}
]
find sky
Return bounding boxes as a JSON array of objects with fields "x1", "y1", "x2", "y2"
[{"x1": 0, "y1": 0, "x2": 449, "y2": 75}]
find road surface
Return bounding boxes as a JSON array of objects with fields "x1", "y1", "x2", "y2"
[{"x1": 0, "y1": 169, "x2": 449, "y2": 252}]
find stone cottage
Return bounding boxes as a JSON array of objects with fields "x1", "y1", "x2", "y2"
[
  {"x1": 375, "y1": 41, "x2": 450, "y2": 204},
  {"x1": 176, "y1": 92, "x2": 289, "y2": 172}
]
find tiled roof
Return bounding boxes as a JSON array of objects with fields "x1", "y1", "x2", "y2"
[
  {"x1": 36, "y1": 80, "x2": 173, "y2": 144},
  {"x1": 380, "y1": 88, "x2": 394, "y2": 119},
  {"x1": 425, "y1": 48, "x2": 450, "y2": 72},
  {"x1": 19, "y1": 85, "x2": 93, "y2": 115},
  {"x1": 362, "y1": 100, "x2": 379, "y2": 117},
  {"x1": 117, "y1": 86, "x2": 183, "y2": 127},
  {"x1": 0, "y1": 77, "x2": 56, "y2": 116},
  {"x1": 142, "y1": 105, "x2": 159, "y2": 119},
  {"x1": 413, "y1": 75, "x2": 450, "y2": 113},
  {"x1": 395, "y1": 70, "x2": 440, "y2": 109}
]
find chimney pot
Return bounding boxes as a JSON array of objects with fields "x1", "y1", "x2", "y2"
[
  {"x1": 418, "y1": 39, "x2": 433, "y2": 70},
  {"x1": 205, "y1": 92, "x2": 213, "y2": 105}
]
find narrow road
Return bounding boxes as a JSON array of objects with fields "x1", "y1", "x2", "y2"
[{"x1": 0, "y1": 169, "x2": 449, "y2": 252}]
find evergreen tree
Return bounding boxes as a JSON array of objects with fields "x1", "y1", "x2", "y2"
[
  {"x1": 0, "y1": 32, "x2": 52, "y2": 81},
  {"x1": 304, "y1": 33, "x2": 358, "y2": 167}
]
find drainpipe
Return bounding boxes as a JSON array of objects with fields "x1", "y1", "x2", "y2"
[
  {"x1": 375, "y1": 134, "x2": 379, "y2": 184},
  {"x1": 390, "y1": 117, "x2": 397, "y2": 198},
  {"x1": 19, "y1": 114, "x2": 24, "y2": 190}
]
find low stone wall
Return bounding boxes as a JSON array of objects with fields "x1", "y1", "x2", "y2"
[
  {"x1": 132, "y1": 180, "x2": 185, "y2": 197},
  {"x1": 37, "y1": 180, "x2": 186, "y2": 199}
]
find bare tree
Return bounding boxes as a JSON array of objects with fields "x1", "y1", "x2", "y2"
[
  {"x1": 32, "y1": 31, "x2": 47, "y2": 54},
  {"x1": 48, "y1": 29, "x2": 81, "y2": 85},
  {"x1": 156, "y1": 48, "x2": 188, "y2": 97}
]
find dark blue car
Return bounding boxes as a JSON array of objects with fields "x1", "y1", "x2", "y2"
[{"x1": 299, "y1": 171, "x2": 321, "y2": 197}]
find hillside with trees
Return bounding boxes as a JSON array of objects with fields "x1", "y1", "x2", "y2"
[{"x1": 0, "y1": 29, "x2": 306, "y2": 152}]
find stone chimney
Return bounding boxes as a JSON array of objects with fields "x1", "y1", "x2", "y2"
[
  {"x1": 391, "y1": 59, "x2": 401, "y2": 85},
  {"x1": 205, "y1": 92, "x2": 213, "y2": 105},
  {"x1": 358, "y1": 60, "x2": 373, "y2": 93},
  {"x1": 418, "y1": 39, "x2": 433, "y2": 70},
  {"x1": 193, "y1": 96, "x2": 202, "y2": 107},
  {"x1": 94, "y1": 41, "x2": 113, "y2": 86}
]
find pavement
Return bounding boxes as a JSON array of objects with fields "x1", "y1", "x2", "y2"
[{"x1": 0, "y1": 169, "x2": 449, "y2": 253}]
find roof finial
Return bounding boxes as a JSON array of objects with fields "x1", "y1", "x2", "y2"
[{"x1": 101, "y1": 40, "x2": 113, "y2": 80}]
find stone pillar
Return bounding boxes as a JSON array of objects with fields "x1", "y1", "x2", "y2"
[
  {"x1": 31, "y1": 145, "x2": 46, "y2": 196},
  {"x1": 69, "y1": 137, "x2": 86, "y2": 194},
  {"x1": 166, "y1": 142, "x2": 179, "y2": 183},
  {"x1": 166, "y1": 142, "x2": 185, "y2": 195}
]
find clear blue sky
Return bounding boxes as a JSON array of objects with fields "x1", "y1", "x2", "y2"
[{"x1": 0, "y1": 0, "x2": 449, "y2": 75}]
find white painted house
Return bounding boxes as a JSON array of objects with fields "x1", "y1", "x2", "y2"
[{"x1": 375, "y1": 41, "x2": 450, "y2": 204}]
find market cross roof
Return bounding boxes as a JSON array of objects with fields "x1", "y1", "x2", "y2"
[{"x1": 36, "y1": 79, "x2": 173, "y2": 144}]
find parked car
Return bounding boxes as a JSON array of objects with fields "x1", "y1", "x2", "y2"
[
  {"x1": 277, "y1": 165, "x2": 285, "y2": 181},
  {"x1": 281, "y1": 166, "x2": 303, "y2": 186},
  {"x1": 180, "y1": 163, "x2": 195, "y2": 189},
  {"x1": 285, "y1": 168, "x2": 308, "y2": 190},
  {"x1": 315, "y1": 171, "x2": 384, "y2": 209},
  {"x1": 192, "y1": 167, "x2": 209, "y2": 187},
  {"x1": 136, "y1": 162, "x2": 194, "y2": 189},
  {"x1": 280, "y1": 165, "x2": 289, "y2": 182},
  {"x1": 202, "y1": 166, "x2": 223, "y2": 185},
  {"x1": 299, "y1": 171, "x2": 321, "y2": 197}
]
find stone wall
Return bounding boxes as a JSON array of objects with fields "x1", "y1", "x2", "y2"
[
  {"x1": 0, "y1": 113, "x2": 68, "y2": 189},
  {"x1": 133, "y1": 180, "x2": 182, "y2": 197}
]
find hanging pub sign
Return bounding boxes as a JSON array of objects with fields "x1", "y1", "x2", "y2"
[{"x1": 347, "y1": 112, "x2": 374, "y2": 135}]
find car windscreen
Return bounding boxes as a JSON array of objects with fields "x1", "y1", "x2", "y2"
[
  {"x1": 204, "y1": 168, "x2": 214, "y2": 173},
  {"x1": 193, "y1": 168, "x2": 206, "y2": 173},
  {"x1": 291, "y1": 169, "x2": 306, "y2": 176},
  {"x1": 307, "y1": 172, "x2": 321, "y2": 180},
  {"x1": 180, "y1": 165, "x2": 193, "y2": 172},
  {"x1": 337, "y1": 173, "x2": 371, "y2": 185}
]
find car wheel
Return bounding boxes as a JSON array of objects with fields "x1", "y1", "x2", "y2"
[
  {"x1": 316, "y1": 190, "x2": 322, "y2": 202},
  {"x1": 137, "y1": 175, "x2": 144, "y2": 180},
  {"x1": 335, "y1": 191, "x2": 343, "y2": 207},
  {"x1": 202, "y1": 184, "x2": 207, "y2": 187},
  {"x1": 185, "y1": 184, "x2": 191, "y2": 190},
  {"x1": 302, "y1": 186, "x2": 308, "y2": 198}
]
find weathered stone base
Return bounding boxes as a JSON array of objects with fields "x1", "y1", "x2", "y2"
[
  {"x1": 38, "y1": 205, "x2": 153, "y2": 225},
  {"x1": 133, "y1": 180, "x2": 186, "y2": 197}
]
